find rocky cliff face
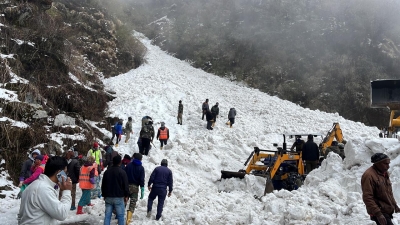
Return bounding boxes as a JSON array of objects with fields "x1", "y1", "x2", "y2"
[{"x1": 0, "y1": 0, "x2": 145, "y2": 185}]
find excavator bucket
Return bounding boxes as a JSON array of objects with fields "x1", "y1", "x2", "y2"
[
  {"x1": 263, "y1": 178, "x2": 274, "y2": 195},
  {"x1": 371, "y1": 80, "x2": 400, "y2": 110}
]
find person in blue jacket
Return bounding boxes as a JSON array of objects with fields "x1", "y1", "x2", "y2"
[
  {"x1": 114, "y1": 119, "x2": 123, "y2": 147},
  {"x1": 124, "y1": 153, "x2": 145, "y2": 224},
  {"x1": 146, "y1": 159, "x2": 173, "y2": 221}
]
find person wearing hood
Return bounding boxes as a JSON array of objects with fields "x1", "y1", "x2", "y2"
[
  {"x1": 19, "y1": 149, "x2": 41, "y2": 187},
  {"x1": 228, "y1": 108, "x2": 236, "y2": 128},
  {"x1": 65, "y1": 147, "x2": 80, "y2": 211},
  {"x1": 362, "y1": 153, "x2": 400, "y2": 225},
  {"x1": 147, "y1": 159, "x2": 173, "y2": 221},
  {"x1": 157, "y1": 122, "x2": 169, "y2": 150},
  {"x1": 124, "y1": 153, "x2": 145, "y2": 224},
  {"x1": 23, "y1": 154, "x2": 46, "y2": 185}
]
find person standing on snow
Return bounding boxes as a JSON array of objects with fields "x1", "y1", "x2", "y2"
[
  {"x1": 87, "y1": 142, "x2": 103, "y2": 199},
  {"x1": 177, "y1": 100, "x2": 183, "y2": 125},
  {"x1": 206, "y1": 109, "x2": 214, "y2": 130},
  {"x1": 64, "y1": 148, "x2": 80, "y2": 211},
  {"x1": 125, "y1": 117, "x2": 133, "y2": 143},
  {"x1": 18, "y1": 149, "x2": 41, "y2": 187},
  {"x1": 101, "y1": 155, "x2": 129, "y2": 225},
  {"x1": 104, "y1": 141, "x2": 118, "y2": 168},
  {"x1": 140, "y1": 118, "x2": 155, "y2": 156},
  {"x1": 125, "y1": 153, "x2": 145, "y2": 224},
  {"x1": 202, "y1": 99, "x2": 209, "y2": 120},
  {"x1": 157, "y1": 122, "x2": 169, "y2": 150},
  {"x1": 76, "y1": 156, "x2": 97, "y2": 215},
  {"x1": 302, "y1": 135, "x2": 320, "y2": 173},
  {"x1": 17, "y1": 156, "x2": 72, "y2": 224},
  {"x1": 228, "y1": 108, "x2": 236, "y2": 128},
  {"x1": 115, "y1": 119, "x2": 123, "y2": 147},
  {"x1": 362, "y1": 153, "x2": 400, "y2": 225},
  {"x1": 211, "y1": 102, "x2": 219, "y2": 127},
  {"x1": 147, "y1": 159, "x2": 173, "y2": 221}
]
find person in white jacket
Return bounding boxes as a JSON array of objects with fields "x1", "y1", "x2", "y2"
[{"x1": 18, "y1": 156, "x2": 72, "y2": 225}]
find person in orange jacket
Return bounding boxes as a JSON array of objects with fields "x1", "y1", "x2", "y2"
[
  {"x1": 156, "y1": 122, "x2": 169, "y2": 150},
  {"x1": 76, "y1": 156, "x2": 97, "y2": 215}
]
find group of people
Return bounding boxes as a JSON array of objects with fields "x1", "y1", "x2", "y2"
[
  {"x1": 17, "y1": 142, "x2": 174, "y2": 225},
  {"x1": 201, "y1": 99, "x2": 237, "y2": 130}
]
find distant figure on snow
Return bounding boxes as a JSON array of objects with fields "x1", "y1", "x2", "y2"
[
  {"x1": 211, "y1": 102, "x2": 219, "y2": 127},
  {"x1": 157, "y1": 122, "x2": 169, "y2": 150},
  {"x1": 228, "y1": 108, "x2": 236, "y2": 128},
  {"x1": 206, "y1": 109, "x2": 214, "y2": 130},
  {"x1": 115, "y1": 119, "x2": 123, "y2": 147},
  {"x1": 202, "y1": 99, "x2": 209, "y2": 120},
  {"x1": 125, "y1": 117, "x2": 133, "y2": 143},
  {"x1": 177, "y1": 100, "x2": 183, "y2": 125}
]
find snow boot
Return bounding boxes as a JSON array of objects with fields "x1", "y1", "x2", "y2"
[
  {"x1": 146, "y1": 211, "x2": 151, "y2": 218},
  {"x1": 126, "y1": 211, "x2": 133, "y2": 225},
  {"x1": 160, "y1": 146, "x2": 163, "y2": 150},
  {"x1": 115, "y1": 143, "x2": 119, "y2": 147},
  {"x1": 70, "y1": 206, "x2": 76, "y2": 211},
  {"x1": 76, "y1": 206, "x2": 84, "y2": 215}
]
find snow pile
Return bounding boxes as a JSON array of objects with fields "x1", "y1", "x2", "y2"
[{"x1": 1, "y1": 34, "x2": 399, "y2": 224}]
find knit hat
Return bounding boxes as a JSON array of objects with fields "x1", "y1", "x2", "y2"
[
  {"x1": 35, "y1": 155, "x2": 44, "y2": 161},
  {"x1": 31, "y1": 149, "x2": 41, "y2": 156},
  {"x1": 134, "y1": 153, "x2": 143, "y2": 161},
  {"x1": 371, "y1": 153, "x2": 389, "y2": 164},
  {"x1": 93, "y1": 142, "x2": 99, "y2": 148},
  {"x1": 161, "y1": 122, "x2": 165, "y2": 127},
  {"x1": 161, "y1": 159, "x2": 168, "y2": 166}
]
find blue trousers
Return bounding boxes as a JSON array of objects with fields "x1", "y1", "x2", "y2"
[
  {"x1": 147, "y1": 187, "x2": 167, "y2": 220},
  {"x1": 104, "y1": 197, "x2": 125, "y2": 225}
]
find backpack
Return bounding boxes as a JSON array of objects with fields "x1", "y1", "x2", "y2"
[{"x1": 140, "y1": 124, "x2": 154, "y2": 139}]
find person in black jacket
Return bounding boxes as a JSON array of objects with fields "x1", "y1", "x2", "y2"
[
  {"x1": 302, "y1": 135, "x2": 320, "y2": 173},
  {"x1": 147, "y1": 159, "x2": 173, "y2": 221},
  {"x1": 101, "y1": 155, "x2": 129, "y2": 225},
  {"x1": 206, "y1": 109, "x2": 214, "y2": 130},
  {"x1": 124, "y1": 153, "x2": 145, "y2": 224},
  {"x1": 210, "y1": 102, "x2": 219, "y2": 127},
  {"x1": 65, "y1": 148, "x2": 80, "y2": 211}
]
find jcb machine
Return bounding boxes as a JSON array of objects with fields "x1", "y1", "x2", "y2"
[
  {"x1": 371, "y1": 79, "x2": 400, "y2": 136},
  {"x1": 319, "y1": 122, "x2": 346, "y2": 156},
  {"x1": 221, "y1": 134, "x2": 308, "y2": 195}
]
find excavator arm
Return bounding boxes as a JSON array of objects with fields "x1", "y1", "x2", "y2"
[{"x1": 320, "y1": 123, "x2": 344, "y2": 154}]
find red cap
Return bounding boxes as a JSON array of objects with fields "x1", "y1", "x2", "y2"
[{"x1": 93, "y1": 142, "x2": 99, "y2": 148}]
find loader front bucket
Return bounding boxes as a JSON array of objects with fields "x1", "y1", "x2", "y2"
[
  {"x1": 371, "y1": 80, "x2": 400, "y2": 110},
  {"x1": 221, "y1": 170, "x2": 246, "y2": 179},
  {"x1": 263, "y1": 178, "x2": 274, "y2": 195}
]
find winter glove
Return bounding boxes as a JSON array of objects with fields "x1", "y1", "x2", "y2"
[
  {"x1": 89, "y1": 177, "x2": 96, "y2": 184},
  {"x1": 140, "y1": 187, "x2": 145, "y2": 199}
]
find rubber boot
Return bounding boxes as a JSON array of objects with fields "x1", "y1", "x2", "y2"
[
  {"x1": 76, "y1": 206, "x2": 84, "y2": 215},
  {"x1": 126, "y1": 211, "x2": 133, "y2": 225},
  {"x1": 115, "y1": 143, "x2": 119, "y2": 147},
  {"x1": 212, "y1": 122, "x2": 215, "y2": 127},
  {"x1": 160, "y1": 146, "x2": 163, "y2": 150}
]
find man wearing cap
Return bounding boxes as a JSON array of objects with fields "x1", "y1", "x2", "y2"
[
  {"x1": 101, "y1": 155, "x2": 129, "y2": 225},
  {"x1": 362, "y1": 153, "x2": 400, "y2": 225},
  {"x1": 177, "y1": 100, "x2": 183, "y2": 125},
  {"x1": 157, "y1": 122, "x2": 169, "y2": 150},
  {"x1": 87, "y1": 142, "x2": 103, "y2": 199},
  {"x1": 147, "y1": 159, "x2": 173, "y2": 221},
  {"x1": 125, "y1": 153, "x2": 145, "y2": 224}
]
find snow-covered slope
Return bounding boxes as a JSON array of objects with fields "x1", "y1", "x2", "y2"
[{"x1": 2, "y1": 33, "x2": 400, "y2": 225}]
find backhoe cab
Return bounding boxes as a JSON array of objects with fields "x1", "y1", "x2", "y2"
[{"x1": 221, "y1": 134, "x2": 320, "y2": 194}]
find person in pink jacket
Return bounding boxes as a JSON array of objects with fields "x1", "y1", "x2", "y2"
[{"x1": 23, "y1": 155, "x2": 46, "y2": 185}]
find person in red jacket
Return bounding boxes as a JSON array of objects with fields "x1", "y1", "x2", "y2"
[
  {"x1": 156, "y1": 122, "x2": 169, "y2": 150},
  {"x1": 362, "y1": 153, "x2": 400, "y2": 225}
]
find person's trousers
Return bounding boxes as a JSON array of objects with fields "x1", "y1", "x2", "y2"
[
  {"x1": 104, "y1": 197, "x2": 125, "y2": 225},
  {"x1": 128, "y1": 184, "x2": 139, "y2": 212},
  {"x1": 78, "y1": 189, "x2": 92, "y2": 206},
  {"x1": 71, "y1": 183, "x2": 76, "y2": 207},
  {"x1": 229, "y1": 118, "x2": 235, "y2": 126},
  {"x1": 202, "y1": 110, "x2": 206, "y2": 120},
  {"x1": 91, "y1": 176, "x2": 101, "y2": 198},
  {"x1": 147, "y1": 187, "x2": 167, "y2": 220},
  {"x1": 207, "y1": 121, "x2": 213, "y2": 130},
  {"x1": 126, "y1": 132, "x2": 131, "y2": 142},
  {"x1": 305, "y1": 160, "x2": 319, "y2": 173},
  {"x1": 160, "y1": 139, "x2": 168, "y2": 147},
  {"x1": 142, "y1": 138, "x2": 151, "y2": 155},
  {"x1": 371, "y1": 213, "x2": 394, "y2": 225},
  {"x1": 177, "y1": 113, "x2": 182, "y2": 124}
]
